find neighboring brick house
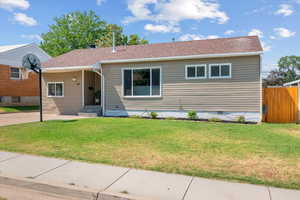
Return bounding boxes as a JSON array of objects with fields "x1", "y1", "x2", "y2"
[{"x1": 0, "y1": 44, "x2": 51, "y2": 106}]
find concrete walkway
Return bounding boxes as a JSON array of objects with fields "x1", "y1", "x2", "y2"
[
  {"x1": 0, "y1": 112, "x2": 89, "y2": 126},
  {"x1": 0, "y1": 151, "x2": 299, "y2": 200}
]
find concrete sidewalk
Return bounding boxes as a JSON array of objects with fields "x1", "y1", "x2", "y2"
[{"x1": 0, "y1": 151, "x2": 299, "y2": 200}]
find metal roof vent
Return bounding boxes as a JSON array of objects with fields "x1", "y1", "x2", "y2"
[{"x1": 112, "y1": 31, "x2": 116, "y2": 53}]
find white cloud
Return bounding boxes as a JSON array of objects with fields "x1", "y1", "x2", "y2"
[
  {"x1": 0, "y1": 0, "x2": 29, "y2": 11},
  {"x1": 96, "y1": 0, "x2": 105, "y2": 5},
  {"x1": 275, "y1": 4, "x2": 293, "y2": 16},
  {"x1": 224, "y1": 30, "x2": 235, "y2": 35},
  {"x1": 144, "y1": 24, "x2": 180, "y2": 33},
  {"x1": 13, "y1": 12, "x2": 37, "y2": 26},
  {"x1": 124, "y1": 0, "x2": 229, "y2": 26},
  {"x1": 274, "y1": 27, "x2": 296, "y2": 38},
  {"x1": 248, "y1": 29, "x2": 264, "y2": 38},
  {"x1": 179, "y1": 34, "x2": 219, "y2": 41},
  {"x1": 21, "y1": 34, "x2": 42, "y2": 41},
  {"x1": 270, "y1": 35, "x2": 276, "y2": 40}
]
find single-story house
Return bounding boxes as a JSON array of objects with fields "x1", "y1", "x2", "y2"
[
  {"x1": 0, "y1": 43, "x2": 51, "y2": 106},
  {"x1": 42, "y1": 36, "x2": 263, "y2": 122}
]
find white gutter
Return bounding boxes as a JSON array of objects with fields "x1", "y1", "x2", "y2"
[
  {"x1": 283, "y1": 79, "x2": 300, "y2": 86},
  {"x1": 42, "y1": 65, "x2": 98, "y2": 72},
  {"x1": 101, "y1": 51, "x2": 264, "y2": 64}
]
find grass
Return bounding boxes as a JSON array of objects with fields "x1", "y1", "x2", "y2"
[
  {"x1": 0, "y1": 118, "x2": 299, "y2": 189},
  {"x1": 0, "y1": 106, "x2": 39, "y2": 113}
]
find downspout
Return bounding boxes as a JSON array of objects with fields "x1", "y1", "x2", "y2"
[
  {"x1": 93, "y1": 62, "x2": 105, "y2": 116},
  {"x1": 260, "y1": 54, "x2": 263, "y2": 123}
]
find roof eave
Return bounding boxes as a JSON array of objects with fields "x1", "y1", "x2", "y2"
[{"x1": 42, "y1": 65, "x2": 98, "y2": 73}]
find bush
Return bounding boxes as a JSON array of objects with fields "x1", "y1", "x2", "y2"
[
  {"x1": 150, "y1": 112, "x2": 158, "y2": 119},
  {"x1": 187, "y1": 111, "x2": 198, "y2": 120},
  {"x1": 130, "y1": 115, "x2": 142, "y2": 119},
  {"x1": 237, "y1": 116, "x2": 246, "y2": 123},
  {"x1": 208, "y1": 117, "x2": 222, "y2": 122}
]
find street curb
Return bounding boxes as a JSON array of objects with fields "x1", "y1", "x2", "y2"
[
  {"x1": 0, "y1": 175, "x2": 98, "y2": 200},
  {"x1": 0, "y1": 175, "x2": 151, "y2": 200}
]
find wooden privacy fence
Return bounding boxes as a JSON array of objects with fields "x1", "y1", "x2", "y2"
[{"x1": 263, "y1": 87, "x2": 298, "y2": 123}]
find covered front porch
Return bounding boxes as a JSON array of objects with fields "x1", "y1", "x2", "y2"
[
  {"x1": 42, "y1": 65, "x2": 104, "y2": 116},
  {"x1": 80, "y1": 70, "x2": 102, "y2": 116}
]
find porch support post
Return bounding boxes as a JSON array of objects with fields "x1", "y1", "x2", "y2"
[{"x1": 82, "y1": 70, "x2": 85, "y2": 108}]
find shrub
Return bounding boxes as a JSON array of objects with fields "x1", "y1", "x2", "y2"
[
  {"x1": 208, "y1": 117, "x2": 222, "y2": 122},
  {"x1": 150, "y1": 112, "x2": 158, "y2": 119},
  {"x1": 187, "y1": 111, "x2": 198, "y2": 120},
  {"x1": 130, "y1": 115, "x2": 141, "y2": 119},
  {"x1": 237, "y1": 116, "x2": 246, "y2": 123}
]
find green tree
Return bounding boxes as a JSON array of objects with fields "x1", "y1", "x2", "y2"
[
  {"x1": 278, "y1": 56, "x2": 300, "y2": 83},
  {"x1": 40, "y1": 11, "x2": 149, "y2": 57},
  {"x1": 40, "y1": 11, "x2": 106, "y2": 57},
  {"x1": 96, "y1": 24, "x2": 127, "y2": 48},
  {"x1": 127, "y1": 34, "x2": 148, "y2": 45}
]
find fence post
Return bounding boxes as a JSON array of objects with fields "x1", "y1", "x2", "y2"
[{"x1": 298, "y1": 84, "x2": 300, "y2": 124}]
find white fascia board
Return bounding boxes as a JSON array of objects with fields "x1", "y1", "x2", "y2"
[
  {"x1": 100, "y1": 51, "x2": 264, "y2": 64},
  {"x1": 42, "y1": 65, "x2": 98, "y2": 72},
  {"x1": 283, "y1": 79, "x2": 300, "y2": 86}
]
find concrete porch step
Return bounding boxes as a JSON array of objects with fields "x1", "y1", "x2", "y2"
[{"x1": 78, "y1": 112, "x2": 99, "y2": 117}]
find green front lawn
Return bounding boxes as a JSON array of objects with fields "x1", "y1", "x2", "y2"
[
  {"x1": 0, "y1": 118, "x2": 299, "y2": 189},
  {"x1": 0, "y1": 106, "x2": 39, "y2": 113}
]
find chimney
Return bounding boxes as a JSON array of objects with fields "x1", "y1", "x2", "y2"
[
  {"x1": 112, "y1": 31, "x2": 116, "y2": 53},
  {"x1": 89, "y1": 44, "x2": 96, "y2": 48}
]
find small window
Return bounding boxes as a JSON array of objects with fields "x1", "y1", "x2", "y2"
[
  {"x1": 48, "y1": 82, "x2": 64, "y2": 97},
  {"x1": 12, "y1": 96, "x2": 21, "y2": 103},
  {"x1": 123, "y1": 67, "x2": 161, "y2": 97},
  {"x1": 10, "y1": 67, "x2": 21, "y2": 79},
  {"x1": 209, "y1": 63, "x2": 231, "y2": 79},
  {"x1": 0, "y1": 96, "x2": 3, "y2": 103},
  {"x1": 185, "y1": 65, "x2": 207, "y2": 79}
]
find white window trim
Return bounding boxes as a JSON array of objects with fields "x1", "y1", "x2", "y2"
[
  {"x1": 47, "y1": 82, "x2": 64, "y2": 98},
  {"x1": 185, "y1": 64, "x2": 207, "y2": 80},
  {"x1": 10, "y1": 67, "x2": 21, "y2": 80},
  {"x1": 209, "y1": 63, "x2": 232, "y2": 79},
  {"x1": 122, "y1": 66, "x2": 162, "y2": 98}
]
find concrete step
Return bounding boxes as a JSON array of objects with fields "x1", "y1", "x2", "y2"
[
  {"x1": 83, "y1": 105, "x2": 101, "y2": 110},
  {"x1": 78, "y1": 112, "x2": 99, "y2": 117}
]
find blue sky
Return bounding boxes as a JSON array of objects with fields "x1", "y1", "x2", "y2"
[{"x1": 0, "y1": 0, "x2": 299, "y2": 75}]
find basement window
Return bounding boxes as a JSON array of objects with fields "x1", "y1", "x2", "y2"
[
  {"x1": 48, "y1": 82, "x2": 64, "y2": 97},
  {"x1": 11, "y1": 96, "x2": 21, "y2": 103}
]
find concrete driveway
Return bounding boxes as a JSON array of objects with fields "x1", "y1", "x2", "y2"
[{"x1": 0, "y1": 112, "x2": 89, "y2": 126}]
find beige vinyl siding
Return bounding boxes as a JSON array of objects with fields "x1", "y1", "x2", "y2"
[
  {"x1": 42, "y1": 71, "x2": 82, "y2": 114},
  {"x1": 103, "y1": 56, "x2": 260, "y2": 112}
]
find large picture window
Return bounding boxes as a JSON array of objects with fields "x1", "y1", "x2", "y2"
[
  {"x1": 209, "y1": 63, "x2": 232, "y2": 79},
  {"x1": 48, "y1": 82, "x2": 64, "y2": 97},
  {"x1": 123, "y1": 67, "x2": 161, "y2": 97}
]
